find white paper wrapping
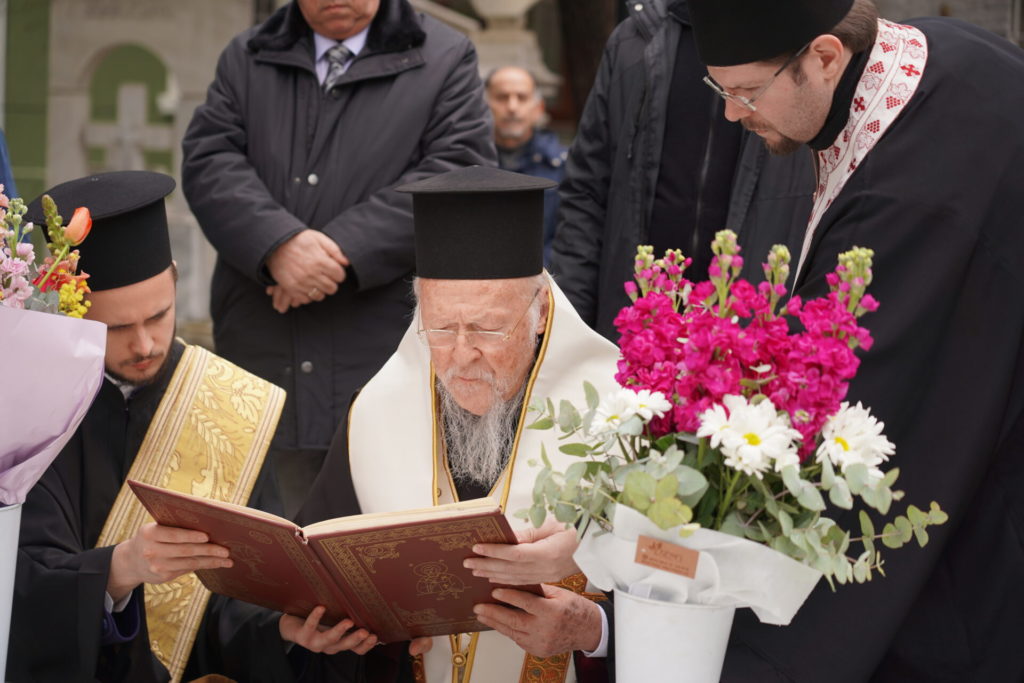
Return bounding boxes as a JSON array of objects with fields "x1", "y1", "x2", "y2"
[
  {"x1": 0, "y1": 307, "x2": 106, "y2": 505},
  {"x1": 0, "y1": 502, "x2": 22, "y2": 678},
  {"x1": 575, "y1": 504, "x2": 822, "y2": 626}
]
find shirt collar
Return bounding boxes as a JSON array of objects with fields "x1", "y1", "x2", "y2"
[
  {"x1": 313, "y1": 26, "x2": 370, "y2": 64},
  {"x1": 105, "y1": 372, "x2": 138, "y2": 400}
]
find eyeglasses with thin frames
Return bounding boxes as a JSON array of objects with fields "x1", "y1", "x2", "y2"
[
  {"x1": 418, "y1": 288, "x2": 542, "y2": 349},
  {"x1": 702, "y1": 42, "x2": 811, "y2": 112}
]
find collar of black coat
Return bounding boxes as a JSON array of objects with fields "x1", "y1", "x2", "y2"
[
  {"x1": 247, "y1": 0, "x2": 426, "y2": 57},
  {"x1": 807, "y1": 48, "x2": 870, "y2": 152}
]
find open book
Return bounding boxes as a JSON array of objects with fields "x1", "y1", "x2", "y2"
[{"x1": 128, "y1": 480, "x2": 539, "y2": 643}]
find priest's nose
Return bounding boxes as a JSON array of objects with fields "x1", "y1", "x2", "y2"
[{"x1": 129, "y1": 325, "x2": 155, "y2": 358}]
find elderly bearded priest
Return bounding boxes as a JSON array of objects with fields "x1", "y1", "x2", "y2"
[
  {"x1": 262, "y1": 167, "x2": 619, "y2": 683},
  {"x1": 9, "y1": 171, "x2": 284, "y2": 683}
]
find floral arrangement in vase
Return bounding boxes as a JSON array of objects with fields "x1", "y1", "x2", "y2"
[{"x1": 522, "y1": 232, "x2": 946, "y2": 681}]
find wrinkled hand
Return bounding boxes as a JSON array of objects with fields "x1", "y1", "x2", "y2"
[
  {"x1": 108, "y1": 523, "x2": 232, "y2": 602},
  {"x1": 265, "y1": 229, "x2": 348, "y2": 313},
  {"x1": 473, "y1": 585, "x2": 602, "y2": 657},
  {"x1": 464, "y1": 519, "x2": 579, "y2": 584},
  {"x1": 279, "y1": 607, "x2": 434, "y2": 657}
]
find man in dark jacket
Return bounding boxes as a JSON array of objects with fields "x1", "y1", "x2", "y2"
[
  {"x1": 550, "y1": 0, "x2": 814, "y2": 342},
  {"x1": 485, "y1": 66, "x2": 568, "y2": 267},
  {"x1": 181, "y1": 0, "x2": 495, "y2": 516}
]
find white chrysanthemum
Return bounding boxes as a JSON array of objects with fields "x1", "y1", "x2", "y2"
[
  {"x1": 698, "y1": 395, "x2": 802, "y2": 479},
  {"x1": 816, "y1": 401, "x2": 894, "y2": 479},
  {"x1": 590, "y1": 388, "x2": 671, "y2": 437}
]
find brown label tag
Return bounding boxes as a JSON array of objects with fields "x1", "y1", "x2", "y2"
[{"x1": 634, "y1": 535, "x2": 699, "y2": 579}]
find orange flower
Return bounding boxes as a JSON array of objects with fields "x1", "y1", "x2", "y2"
[{"x1": 65, "y1": 207, "x2": 92, "y2": 245}]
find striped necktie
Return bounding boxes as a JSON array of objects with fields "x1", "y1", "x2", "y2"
[{"x1": 323, "y1": 42, "x2": 353, "y2": 92}]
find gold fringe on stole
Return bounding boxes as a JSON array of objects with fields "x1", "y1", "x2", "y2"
[{"x1": 96, "y1": 345, "x2": 285, "y2": 683}]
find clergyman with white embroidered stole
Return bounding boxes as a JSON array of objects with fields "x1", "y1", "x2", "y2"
[
  {"x1": 8, "y1": 171, "x2": 285, "y2": 683},
  {"x1": 288, "y1": 166, "x2": 621, "y2": 682},
  {"x1": 683, "y1": 0, "x2": 1024, "y2": 680}
]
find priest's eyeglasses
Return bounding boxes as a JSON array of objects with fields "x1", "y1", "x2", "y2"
[
  {"x1": 702, "y1": 42, "x2": 811, "y2": 112},
  {"x1": 418, "y1": 289, "x2": 542, "y2": 349}
]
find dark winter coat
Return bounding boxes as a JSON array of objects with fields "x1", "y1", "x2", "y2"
[
  {"x1": 181, "y1": 0, "x2": 495, "y2": 449},
  {"x1": 550, "y1": 0, "x2": 814, "y2": 341}
]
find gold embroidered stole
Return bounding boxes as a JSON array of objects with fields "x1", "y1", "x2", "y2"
[{"x1": 96, "y1": 344, "x2": 285, "y2": 683}]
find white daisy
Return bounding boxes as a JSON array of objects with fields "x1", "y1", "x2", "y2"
[
  {"x1": 699, "y1": 395, "x2": 802, "y2": 479},
  {"x1": 816, "y1": 402, "x2": 894, "y2": 480}
]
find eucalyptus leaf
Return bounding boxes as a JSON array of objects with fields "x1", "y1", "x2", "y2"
[
  {"x1": 622, "y1": 471, "x2": 656, "y2": 512},
  {"x1": 529, "y1": 504, "x2": 547, "y2": 528},
  {"x1": 558, "y1": 400, "x2": 582, "y2": 433},
  {"x1": 655, "y1": 474, "x2": 679, "y2": 501},
  {"x1": 829, "y1": 478, "x2": 853, "y2": 509},
  {"x1": 719, "y1": 511, "x2": 746, "y2": 538},
  {"x1": 647, "y1": 497, "x2": 693, "y2": 530},
  {"x1": 781, "y1": 465, "x2": 804, "y2": 497},
  {"x1": 881, "y1": 523, "x2": 902, "y2": 549},
  {"x1": 559, "y1": 443, "x2": 592, "y2": 457},
  {"x1": 797, "y1": 483, "x2": 826, "y2": 512},
  {"x1": 584, "y1": 381, "x2": 600, "y2": 410},
  {"x1": 845, "y1": 463, "x2": 872, "y2": 495},
  {"x1": 529, "y1": 416, "x2": 555, "y2": 431}
]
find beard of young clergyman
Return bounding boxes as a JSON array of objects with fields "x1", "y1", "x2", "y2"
[{"x1": 105, "y1": 323, "x2": 177, "y2": 389}]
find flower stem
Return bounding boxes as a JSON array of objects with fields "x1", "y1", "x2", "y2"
[
  {"x1": 716, "y1": 470, "x2": 741, "y2": 529},
  {"x1": 37, "y1": 244, "x2": 68, "y2": 291}
]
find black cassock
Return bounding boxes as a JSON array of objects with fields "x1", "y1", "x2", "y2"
[
  {"x1": 9, "y1": 343, "x2": 187, "y2": 682},
  {"x1": 714, "y1": 17, "x2": 1024, "y2": 683},
  {"x1": 8, "y1": 341, "x2": 281, "y2": 683}
]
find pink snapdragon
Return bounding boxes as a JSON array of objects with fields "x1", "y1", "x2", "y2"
[{"x1": 614, "y1": 233, "x2": 877, "y2": 457}]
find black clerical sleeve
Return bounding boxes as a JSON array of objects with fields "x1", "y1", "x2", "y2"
[{"x1": 8, "y1": 387, "x2": 168, "y2": 683}]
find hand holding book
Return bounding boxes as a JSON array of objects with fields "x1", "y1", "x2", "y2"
[{"x1": 128, "y1": 481, "x2": 541, "y2": 643}]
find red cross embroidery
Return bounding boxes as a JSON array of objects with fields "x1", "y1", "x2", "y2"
[
  {"x1": 909, "y1": 39, "x2": 923, "y2": 47},
  {"x1": 848, "y1": 160, "x2": 858, "y2": 173},
  {"x1": 868, "y1": 61, "x2": 885, "y2": 74},
  {"x1": 853, "y1": 97, "x2": 866, "y2": 112},
  {"x1": 900, "y1": 64, "x2": 921, "y2": 77}
]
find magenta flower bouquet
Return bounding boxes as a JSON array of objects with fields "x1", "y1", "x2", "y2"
[{"x1": 524, "y1": 232, "x2": 945, "y2": 681}]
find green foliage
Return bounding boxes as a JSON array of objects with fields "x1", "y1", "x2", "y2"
[{"x1": 521, "y1": 384, "x2": 948, "y2": 587}]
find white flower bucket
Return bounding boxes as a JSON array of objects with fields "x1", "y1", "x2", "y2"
[
  {"x1": 0, "y1": 503, "x2": 22, "y2": 677},
  {"x1": 614, "y1": 590, "x2": 735, "y2": 683}
]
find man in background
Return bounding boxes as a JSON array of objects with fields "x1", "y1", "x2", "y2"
[
  {"x1": 551, "y1": 0, "x2": 813, "y2": 342},
  {"x1": 486, "y1": 66, "x2": 567, "y2": 266},
  {"x1": 182, "y1": 0, "x2": 494, "y2": 517}
]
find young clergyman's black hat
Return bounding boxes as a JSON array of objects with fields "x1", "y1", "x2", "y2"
[
  {"x1": 24, "y1": 171, "x2": 175, "y2": 291},
  {"x1": 689, "y1": 0, "x2": 854, "y2": 66},
  {"x1": 397, "y1": 166, "x2": 556, "y2": 279}
]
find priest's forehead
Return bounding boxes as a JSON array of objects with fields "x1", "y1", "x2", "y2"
[{"x1": 416, "y1": 277, "x2": 540, "y2": 324}]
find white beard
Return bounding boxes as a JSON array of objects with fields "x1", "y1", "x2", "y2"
[{"x1": 438, "y1": 378, "x2": 526, "y2": 489}]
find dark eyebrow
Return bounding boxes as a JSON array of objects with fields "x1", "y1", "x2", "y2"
[{"x1": 106, "y1": 305, "x2": 172, "y2": 331}]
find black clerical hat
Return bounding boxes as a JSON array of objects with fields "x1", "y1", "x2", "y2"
[
  {"x1": 397, "y1": 166, "x2": 555, "y2": 279},
  {"x1": 689, "y1": 0, "x2": 854, "y2": 66},
  {"x1": 24, "y1": 171, "x2": 175, "y2": 291}
]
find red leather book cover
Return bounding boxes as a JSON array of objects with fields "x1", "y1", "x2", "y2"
[
  {"x1": 128, "y1": 480, "x2": 357, "y2": 625},
  {"x1": 128, "y1": 481, "x2": 539, "y2": 642},
  {"x1": 307, "y1": 509, "x2": 536, "y2": 643}
]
